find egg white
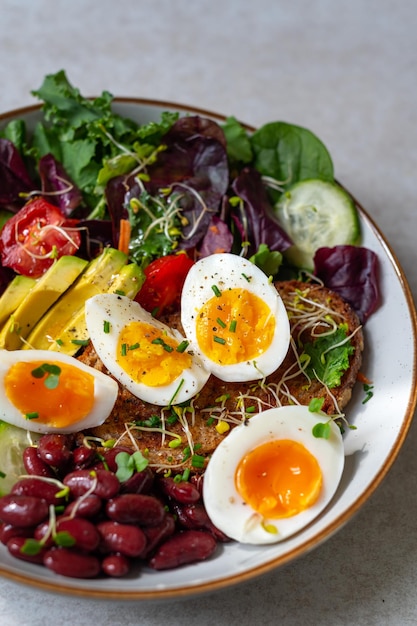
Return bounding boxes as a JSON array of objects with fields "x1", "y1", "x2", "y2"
[
  {"x1": 203, "y1": 405, "x2": 345, "y2": 544},
  {"x1": 85, "y1": 293, "x2": 210, "y2": 406},
  {"x1": 0, "y1": 349, "x2": 119, "y2": 434},
  {"x1": 180, "y1": 253, "x2": 290, "y2": 382}
]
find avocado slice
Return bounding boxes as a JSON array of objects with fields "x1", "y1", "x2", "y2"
[
  {"x1": 24, "y1": 247, "x2": 128, "y2": 352},
  {"x1": 0, "y1": 275, "x2": 37, "y2": 330},
  {"x1": 0, "y1": 255, "x2": 88, "y2": 350},
  {"x1": 48, "y1": 260, "x2": 145, "y2": 356}
]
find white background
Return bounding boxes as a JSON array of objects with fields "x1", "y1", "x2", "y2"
[{"x1": 1, "y1": 0, "x2": 417, "y2": 624}]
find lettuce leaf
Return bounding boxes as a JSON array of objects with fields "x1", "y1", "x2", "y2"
[{"x1": 303, "y1": 325, "x2": 355, "y2": 388}]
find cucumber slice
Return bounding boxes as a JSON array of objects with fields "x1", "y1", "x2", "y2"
[
  {"x1": 274, "y1": 179, "x2": 360, "y2": 269},
  {"x1": 0, "y1": 421, "x2": 40, "y2": 495}
]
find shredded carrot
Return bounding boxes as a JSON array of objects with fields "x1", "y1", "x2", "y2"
[
  {"x1": 118, "y1": 219, "x2": 131, "y2": 255},
  {"x1": 357, "y1": 371, "x2": 372, "y2": 385}
]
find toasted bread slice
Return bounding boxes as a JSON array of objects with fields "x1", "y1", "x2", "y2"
[{"x1": 79, "y1": 280, "x2": 363, "y2": 472}]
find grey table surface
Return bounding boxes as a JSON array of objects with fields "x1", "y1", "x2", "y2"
[{"x1": 0, "y1": 0, "x2": 417, "y2": 624}]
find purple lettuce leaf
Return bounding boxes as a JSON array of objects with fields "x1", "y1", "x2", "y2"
[
  {"x1": 198, "y1": 215, "x2": 234, "y2": 257},
  {"x1": 146, "y1": 117, "x2": 229, "y2": 249},
  {"x1": 314, "y1": 245, "x2": 380, "y2": 324},
  {"x1": 0, "y1": 138, "x2": 34, "y2": 210},
  {"x1": 38, "y1": 153, "x2": 83, "y2": 216},
  {"x1": 231, "y1": 167, "x2": 293, "y2": 256}
]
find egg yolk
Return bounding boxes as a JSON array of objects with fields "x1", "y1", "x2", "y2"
[
  {"x1": 235, "y1": 439, "x2": 322, "y2": 519},
  {"x1": 195, "y1": 288, "x2": 275, "y2": 365},
  {"x1": 5, "y1": 360, "x2": 95, "y2": 428},
  {"x1": 116, "y1": 321, "x2": 192, "y2": 387}
]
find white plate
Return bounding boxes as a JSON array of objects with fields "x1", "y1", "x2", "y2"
[{"x1": 0, "y1": 99, "x2": 416, "y2": 600}]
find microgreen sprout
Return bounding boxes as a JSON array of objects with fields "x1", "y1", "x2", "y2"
[
  {"x1": 31, "y1": 363, "x2": 61, "y2": 390},
  {"x1": 115, "y1": 450, "x2": 149, "y2": 482}
]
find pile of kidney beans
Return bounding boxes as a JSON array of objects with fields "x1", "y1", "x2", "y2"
[{"x1": 0, "y1": 434, "x2": 230, "y2": 579}]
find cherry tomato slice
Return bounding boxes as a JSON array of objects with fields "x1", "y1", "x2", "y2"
[
  {"x1": 0, "y1": 197, "x2": 81, "y2": 278},
  {"x1": 135, "y1": 253, "x2": 195, "y2": 316}
]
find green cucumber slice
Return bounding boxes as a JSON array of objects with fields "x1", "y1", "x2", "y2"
[{"x1": 274, "y1": 179, "x2": 361, "y2": 269}]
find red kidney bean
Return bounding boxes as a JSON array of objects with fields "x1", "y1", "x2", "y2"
[
  {"x1": 148, "y1": 530, "x2": 217, "y2": 570},
  {"x1": 7, "y1": 536, "x2": 48, "y2": 564},
  {"x1": 44, "y1": 547, "x2": 101, "y2": 578},
  {"x1": 23, "y1": 447, "x2": 56, "y2": 478},
  {"x1": 120, "y1": 468, "x2": 154, "y2": 495},
  {"x1": 37, "y1": 434, "x2": 73, "y2": 470},
  {"x1": 158, "y1": 477, "x2": 200, "y2": 504},
  {"x1": 97, "y1": 520, "x2": 146, "y2": 557},
  {"x1": 34, "y1": 521, "x2": 55, "y2": 547},
  {"x1": 0, "y1": 522, "x2": 33, "y2": 545},
  {"x1": 11, "y1": 477, "x2": 65, "y2": 506},
  {"x1": 101, "y1": 446, "x2": 133, "y2": 473},
  {"x1": 55, "y1": 517, "x2": 100, "y2": 552},
  {"x1": 101, "y1": 553, "x2": 131, "y2": 577},
  {"x1": 0, "y1": 494, "x2": 49, "y2": 527},
  {"x1": 174, "y1": 501, "x2": 231, "y2": 542},
  {"x1": 72, "y1": 445, "x2": 97, "y2": 469},
  {"x1": 64, "y1": 494, "x2": 102, "y2": 519},
  {"x1": 63, "y1": 469, "x2": 120, "y2": 499},
  {"x1": 106, "y1": 493, "x2": 165, "y2": 527},
  {"x1": 141, "y1": 513, "x2": 176, "y2": 558}
]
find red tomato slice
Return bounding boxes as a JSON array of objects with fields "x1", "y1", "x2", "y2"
[
  {"x1": 0, "y1": 197, "x2": 81, "y2": 278},
  {"x1": 135, "y1": 253, "x2": 195, "y2": 316}
]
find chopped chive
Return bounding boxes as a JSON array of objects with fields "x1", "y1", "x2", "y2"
[
  {"x1": 213, "y1": 336, "x2": 226, "y2": 345},
  {"x1": 71, "y1": 339, "x2": 89, "y2": 346},
  {"x1": 55, "y1": 338, "x2": 64, "y2": 346},
  {"x1": 216, "y1": 317, "x2": 226, "y2": 328},
  {"x1": 191, "y1": 454, "x2": 205, "y2": 469},
  {"x1": 121, "y1": 343, "x2": 127, "y2": 356},
  {"x1": 176, "y1": 340, "x2": 189, "y2": 353},
  {"x1": 182, "y1": 468, "x2": 191, "y2": 481},
  {"x1": 26, "y1": 412, "x2": 39, "y2": 420},
  {"x1": 246, "y1": 406, "x2": 256, "y2": 413},
  {"x1": 103, "y1": 320, "x2": 111, "y2": 334},
  {"x1": 206, "y1": 416, "x2": 215, "y2": 426},
  {"x1": 241, "y1": 273, "x2": 251, "y2": 282},
  {"x1": 152, "y1": 337, "x2": 174, "y2": 352},
  {"x1": 182, "y1": 446, "x2": 191, "y2": 461},
  {"x1": 211, "y1": 284, "x2": 222, "y2": 297},
  {"x1": 168, "y1": 378, "x2": 185, "y2": 406},
  {"x1": 129, "y1": 342, "x2": 140, "y2": 350},
  {"x1": 114, "y1": 289, "x2": 125, "y2": 296},
  {"x1": 229, "y1": 319, "x2": 237, "y2": 332}
]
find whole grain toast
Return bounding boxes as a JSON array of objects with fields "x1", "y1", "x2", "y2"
[{"x1": 79, "y1": 280, "x2": 363, "y2": 472}]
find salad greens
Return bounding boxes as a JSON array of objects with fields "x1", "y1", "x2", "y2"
[{"x1": 0, "y1": 69, "x2": 379, "y2": 323}]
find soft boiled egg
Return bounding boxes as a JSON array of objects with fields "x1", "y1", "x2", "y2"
[
  {"x1": 0, "y1": 349, "x2": 118, "y2": 434},
  {"x1": 180, "y1": 253, "x2": 290, "y2": 382},
  {"x1": 203, "y1": 405, "x2": 344, "y2": 544},
  {"x1": 85, "y1": 293, "x2": 210, "y2": 406}
]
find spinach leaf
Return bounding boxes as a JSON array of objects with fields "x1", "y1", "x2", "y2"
[
  {"x1": 303, "y1": 325, "x2": 355, "y2": 388},
  {"x1": 250, "y1": 121, "x2": 334, "y2": 199},
  {"x1": 221, "y1": 116, "x2": 253, "y2": 165}
]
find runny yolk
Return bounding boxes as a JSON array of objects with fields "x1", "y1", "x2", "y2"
[
  {"x1": 116, "y1": 321, "x2": 192, "y2": 387},
  {"x1": 5, "y1": 360, "x2": 95, "y2": 428},
  {"x1": 235, "y1": 439, "x2": 323, "y2": 519},
  {"x1": 195, "y1": 288, "x2": 275, "y2": 365}
]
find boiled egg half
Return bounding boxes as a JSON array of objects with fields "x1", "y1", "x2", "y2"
[
  {"x1": 203, "y1": 405, "x2": 345, "y2": 544},
  {"x1": 0, "y1": 349, "x2": 118, "y2": 434},
  {"x1": 85, "y1": 293, "x2": 210, "y2": 406},
  {"x1": 181, "y1": 253, "x2": 290, "y2": 382}
]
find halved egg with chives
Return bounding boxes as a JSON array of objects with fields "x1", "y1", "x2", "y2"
[
  {"x1": 85, "y1": 293, "x2": 210, "y2": 406},
  {"x1": 0, "y1": 349, "x2": 118, "y2": 434},
  {"x1": 181, "y1": 253, "x2": 290, "y2": 382},
  {"x1": 203, "y1": 405, "x2": 345, "y2": 544}
]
